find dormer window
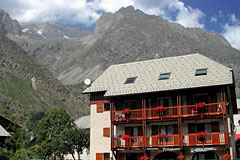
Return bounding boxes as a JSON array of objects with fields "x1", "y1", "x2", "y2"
[
  {"x1": 195, "y1": 68, "x2": 207, "y2": 76},
  {"x1": 159, "y1": 72, "x2": 171, "y2": 80},
  {"x1": 125, "y1": 77, "x2": 137, "y2": 84}
]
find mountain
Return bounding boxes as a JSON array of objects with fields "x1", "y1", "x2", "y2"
[
  {"x1": 5, "y1": 6, "x2": 240, "y2": 97},
  {"x1": 0, "y1": 9, "x2": 21, "y2": 35},
  {"x1": 0, "y1": 33, "x2": 89, "y2": 126},
  {"x1": 21, "y1": 23, "x2": 91, "y2": 39}
]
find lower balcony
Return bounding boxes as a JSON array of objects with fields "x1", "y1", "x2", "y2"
[
  {"x1": 183, "y1": 132, "x2": 227, "y2": 146},
  {"x1": 112, "y1": 132, "x2": 227, "y2": 149},
  {"x1": 113, "y1": 136, "x2": 144, "y2": 148}
]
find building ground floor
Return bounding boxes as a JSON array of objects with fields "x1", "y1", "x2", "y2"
[{"x1": 114, "y1": 146, "x2": 229, "y2": 160}]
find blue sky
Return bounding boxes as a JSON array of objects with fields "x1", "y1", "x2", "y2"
[{"x1": 0, "y1": 0, "x2": 239, "y2": 50}]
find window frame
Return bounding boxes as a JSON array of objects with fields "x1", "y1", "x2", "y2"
[
  {"x1": 104, "y1": 103, "x2": 110, "y2": 111},
  {"x1": 195, "y1": 68, "x2": 207, "y2": 76},
  {"x1": 159, "y1": 72, "x2": 171, "y2": 80},
  {"x1": 124, "y1": 77, "x2": 137, "y2": 84}
]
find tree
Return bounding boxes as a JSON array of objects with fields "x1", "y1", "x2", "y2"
[
  {"x1": 26, "y1": 111, "x2": 45, "y2": 136},
  {"x1": 36, "y1": 109, "x2": 75, "y2": 159},
  {"x1": 63, "y1": 128, "x2": 90, "y2": 160}
]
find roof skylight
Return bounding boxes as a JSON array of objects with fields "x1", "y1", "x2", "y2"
[
  {"x1": 195, "y1": 68, "x2": 207, "y2": 76},
  {"x1": 159, "y1": 72, "x2": 171, "y2": 80},
  {"x1": 125, "y1": 77, "x2": 137, "y2": 84}
]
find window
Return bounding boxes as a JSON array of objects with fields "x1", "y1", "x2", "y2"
[
  {"x1": 125, "y1": 77, "x2": 137, "y2": 84},
  {"x1": 104, "y1": 153, "x2": 110, "y2": 160},
  {"x1": 104, "y1": 103, "x2": 110, "y2": 111},
  {"x1": 124, "y1": 100, "x2": 142, "y2": 109},
  {"x1": 159, "y1": 72, "x2": 171, "y2": 80},
  {"x1": 195, "y1": 68, "x2": 207, "y2": 76},
  {"x1": 158, "y1": 97, "x2": 173, "y2": 107}
]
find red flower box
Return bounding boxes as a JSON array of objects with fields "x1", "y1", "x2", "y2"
[
  {"x1": 222, "y1": 154, "x2": 231, "y2": 159},
  {"x1": 177, "y1": 155, "x2": 185, "y2": 160},
  {"x1": 121, "y1": 134, "x2": 132, "y2": 140},
  {"x1": 154, "y1": 106, "x2": 165, "y2": 111},
  {"x1": 196, "y1": 102, "x2": 206, "y2": 109},
  {"x1": 157, "y1": 133, "x2": 168, "y2": 139},
  {"x1": 140, "y1": 156, "x2": 149, "y2": 160},
  {"x1": 122, "y1": 108, "x2": 131, "y2": 114}
]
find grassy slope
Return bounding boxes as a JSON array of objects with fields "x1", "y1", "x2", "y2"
[{"x1": 0, "y1": 33, "x2": 89, "y2": 127}]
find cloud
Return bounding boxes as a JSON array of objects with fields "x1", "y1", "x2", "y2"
[
  {"x1": 0, "y1": 0, "x2": 101, "y2": 26},
  {"x1": 222, "y1": 15, "x2": 240, "y2": 50},
  {"x1": 172, "y1": 2, "x2": 205, "y2": 28},
  {"x1": 223, "y1": 24, "x2": 240, "y2": 50},
  {"x1": 230, "y1": 13, "x2": 239, "y2": 23},
  {"x1": 0, "y1": 0, "x2": 205, "y2": 28},
  {"x1": 210, "y1": 16, "x2": 217, "y2": 23}
]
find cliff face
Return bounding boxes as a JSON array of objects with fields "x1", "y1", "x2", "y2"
[{"x1": 0, "y1": 9, "x2": 21, "y2": 35}]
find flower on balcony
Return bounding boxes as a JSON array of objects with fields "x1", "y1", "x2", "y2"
[
  {"x1": 197, "y1": 131, "x2": 208, "y2": 141},
  {"x1": 157, "y1": 133, "x2": 168, "y2": 139},
  {"x1": 196, "y1": 102, "x2": 206, "y2": 109},
  {"x1": 121, "y1": 134, "x2": 132, "y2": 140},
  {"x1": 140, "y1": 156, "x2": 149, "y2": 160},
  {"x1": 155, "y1": 106, "x2": 165, "y2": 111},
  {"x1": 177, "y1": 154, "x2": 185, "y2": 160},
  {"x1": 122, "y1": 108, "x2": 131, "y2": 114},
  {"x1": 222, "y1": 154, "x2": 231, "y2": 160}
]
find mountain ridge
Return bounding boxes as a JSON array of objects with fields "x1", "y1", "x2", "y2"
[{"x1": 2, "y1": 6, "x2": 240, "y2": 97}]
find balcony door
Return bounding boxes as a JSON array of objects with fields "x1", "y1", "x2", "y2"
[
  {"x1": 193, "y1": 94, "x2": 209, "y2": 104},
  {"x1": 125, "y1": 126, "x2": 143, "y2": 147}
]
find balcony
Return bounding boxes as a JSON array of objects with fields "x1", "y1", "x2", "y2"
[
  {"x1": 113, "y1": 102, "x2": 225, "y2": 122},
  {"x1": 113, "y1": 136, "x2": 144, "y2": 148},
  {"x1": 112, "y1": 132, "x2": 227, "y2": 149},
  {"x1": 183, "y1": 132, "x2": 227, "y2": 146},
  {"x1": 147, "y1": 134, "x2": 180, "y2": 147},
  {"x1": 181, "y1": 103, "x2": 225, "y2": 117}
]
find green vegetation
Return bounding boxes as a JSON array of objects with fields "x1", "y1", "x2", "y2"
[
  {"x1": 0, "y1": 72, "x2": 53, "y2": 124},
  {"x1": 0, "y1": 109, "x2": 90, "y2": 160}
]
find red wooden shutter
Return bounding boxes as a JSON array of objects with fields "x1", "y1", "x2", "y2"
[
  {"x1": 96, "y1": 153, "x2": 103, "y2": 160},
  {"x1": 152, "y1": 125, "x2": 158, "y2": 147},
  {"x1": 103, "y1": 128, "x2": 110, "y2": 137},
  {"x1": 97, "y1": 103, "x2": 103, "y2": 113}
]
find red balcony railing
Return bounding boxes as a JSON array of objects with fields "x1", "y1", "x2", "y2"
[
  {"x1": 113, "y1": 136, "x2": 144, "y2": 148},
  {"x1": 147, "y1": 134, "x2": 180, "y2": 147},
  {"x1": 113, "y1": 102, "x2": 225, "y2": 122},
  {"x1": 183, "y1": 132, "x2": 226, "y2": 146},
  {"x1": 113, "y1": 109, "x2": 142, "y2": 121},
  {"x1": 181, "y1": 103, "x2": 225, "y2": 117},
  {"x1": 113, "y1": 132, "x2": 227, "y2": 149},
  {"x1": 146, "y1": 106, "x2": 178, "y2": 119}
]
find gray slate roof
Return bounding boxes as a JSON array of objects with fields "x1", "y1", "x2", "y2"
[
  {"x1": 83, "y1": 53, "x2": 233, "y2": 97},
  {"x1": 0, "y1": 125, "x2": 10, "y2": 137},
  {"x1": 75, "y1": 116, "x2": 90, "y2": 129}
]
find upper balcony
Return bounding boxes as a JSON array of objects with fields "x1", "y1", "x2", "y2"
[{"x1": 113, "y1": 102, "x2": 226, "y2": 122}]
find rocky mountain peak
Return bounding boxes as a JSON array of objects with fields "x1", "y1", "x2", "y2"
[
  {"x1": 117, "y1": 6, "x2": 144, "y2": 15},
  {"x1": 0, "y1": 9, "x2": 21, "y2": 35}
]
